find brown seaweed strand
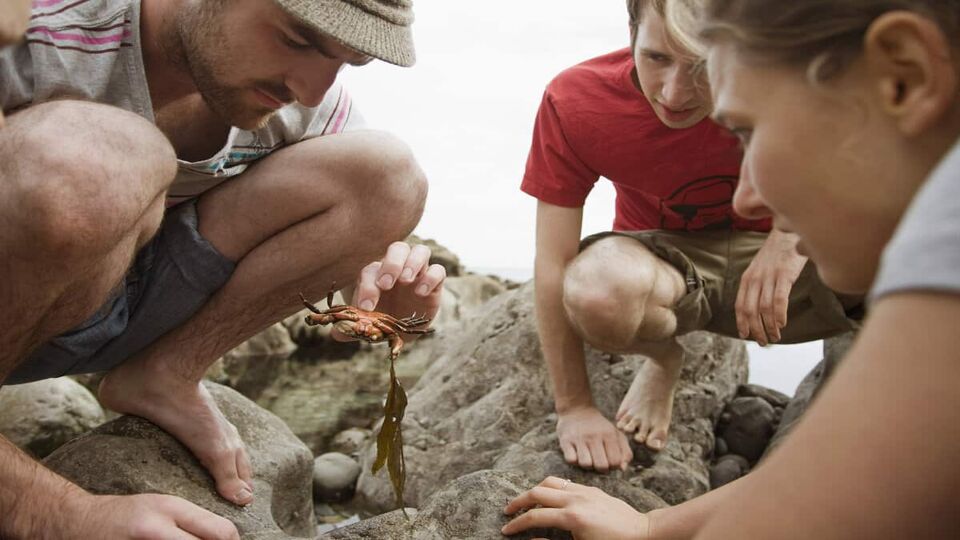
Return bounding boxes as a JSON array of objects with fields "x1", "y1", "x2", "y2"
[{"x1": 372, "y1": 353, "x2": 409, "y2": 518}]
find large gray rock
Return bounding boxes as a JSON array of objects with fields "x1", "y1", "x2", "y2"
[
  {"x1": 0, "y1": 377, "x2": 105, "y2": 457},
  {"x1": 44, "y1": 382, "x2": 316, "y2": 539},
  {"x1": 356, "y1": 281, "x2": 748, "y2": 512}
]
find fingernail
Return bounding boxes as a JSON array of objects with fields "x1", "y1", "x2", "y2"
[
  {"x1": 360, "y1": 300, "x2": 375, "y2": 311},
  {"x1": 416, "y1": 284, "x2": 429, "y2": 296},
  {"x1": 400, "y1": 268, "x2": 414, "y2": 281},
  {"x1": 378, "y1": 274, "x2": 394, "y2": 289}
]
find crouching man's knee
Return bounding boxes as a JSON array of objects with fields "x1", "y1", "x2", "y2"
[
  {"x1": 1, "y1": 101, "x2": 176, "y2": 258},
  {"x1": 562, "y1": 241, "x2": 660, "y2": 352},
  {"x1": 351, "y1": 131, "x2": 428, "y2": 239}
]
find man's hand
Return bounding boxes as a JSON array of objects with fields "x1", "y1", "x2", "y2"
[
  {"x1": 66, "y1": 493, "x2": 239, "y2": 540},
  {"x1": 557, "y1": 406, "x2": 633, "y2": 473},
  {"x1": 735, "y1": 229, "x2": 807, "y2": 345},
  {"x1": 343, "y1": 241, "x2": 445, "y2": 338},
  {"x1": 502, "y1": 476, "x2": 651, "y2": 539}
]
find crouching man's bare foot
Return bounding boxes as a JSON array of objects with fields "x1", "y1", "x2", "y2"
[
  {"x1": 615, "y1": 341, "x2": 683, "y2": 451},
  {"x1": 98, "y1": 359, "x2": 254, "y2": 506}
]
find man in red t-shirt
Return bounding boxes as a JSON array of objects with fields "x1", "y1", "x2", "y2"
[{"x1": 521, "y1": 0, "x2": 860, "y2": 472}]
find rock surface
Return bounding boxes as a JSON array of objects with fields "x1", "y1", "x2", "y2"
[
  {"x1": 0, "y1": 377, "x2": 105, "y2": 458},
  {"x1": 44, "y1": 382, "x2": 316, "y2": 539},
  {"x1": 356, "y1": 281, "x2": 749, "y2": 513}
]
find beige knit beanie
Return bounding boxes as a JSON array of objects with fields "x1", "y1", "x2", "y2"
[{"x1": 276, "y1": 0, "x2": 415, "y2": 67}]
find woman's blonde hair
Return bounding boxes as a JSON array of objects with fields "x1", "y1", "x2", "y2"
[{"x1": 697, "y1": 0, "x2": 960, "y2": 83}]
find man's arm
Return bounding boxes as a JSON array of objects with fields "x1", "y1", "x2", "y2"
[
  {"x1": 0, "y1": 434, "x2": 240, "y2": 539},
  {"x1": 735, "y1": 228, "x2": 807, "y2": 345},
  {"x1": 696, "y1": 292, "x2": 960, "y2": 538},
  {"x1": 535, "y1": 201, "x2": 632, "y2": 472}
]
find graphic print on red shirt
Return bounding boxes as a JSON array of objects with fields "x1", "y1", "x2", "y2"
[{"x1": 521, "y1": 48, "x2": 771, "y2": 233}]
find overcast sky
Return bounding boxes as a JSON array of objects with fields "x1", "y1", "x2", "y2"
[{"x1": 338, "y1": 0, "x2": 823, "y2": 395}]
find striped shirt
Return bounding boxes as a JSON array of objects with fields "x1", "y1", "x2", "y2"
[{"x1": 0, "y1": 0, "x2": 365, "y2": 204}]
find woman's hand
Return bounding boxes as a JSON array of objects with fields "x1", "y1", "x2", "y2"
[{"x1": 502, "y1": 476, "x2": 652, "y2": 539}]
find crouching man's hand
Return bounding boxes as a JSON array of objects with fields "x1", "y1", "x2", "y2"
[{"x1": 350, "y1": 241, "x2": 446, "y2": 332}]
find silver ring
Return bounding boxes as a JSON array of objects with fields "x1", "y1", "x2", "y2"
[{"x1": 559, "y1": 478, "x2": 571, "y2": 490}]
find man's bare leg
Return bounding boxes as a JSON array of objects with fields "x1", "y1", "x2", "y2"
[
  {"x1": 562, "y1": 236, "x2": 687, "y2": 451},
  {"x1": 0, "y1": 101, "x2": 176, "y2": 379},
  {"x1": 0, "y1": 102, "x2": 239, "y2": 537},
  {"x1": 98, "y1": 131, "x2": 428, "y2": 504}
]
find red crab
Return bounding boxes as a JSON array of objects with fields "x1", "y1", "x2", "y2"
[{"x1": 299, "y1": 287, "x2": 434, "y2": 360}]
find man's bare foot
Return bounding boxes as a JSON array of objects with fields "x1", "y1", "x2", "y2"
[
  {"x1": 98, "y1": 359, "x2": 254, "y2": 506},
  {"x1": 615, "y1": 346, "x2": 683, "y2": 451}
]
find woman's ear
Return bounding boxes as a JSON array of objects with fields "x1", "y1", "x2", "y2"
[{"x1": 864, "y1": 12, "x2": 958, "y2": 136}]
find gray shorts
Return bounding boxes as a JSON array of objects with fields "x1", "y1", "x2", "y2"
[{"x1": 5, "y1": 202, "x2": 235, "y2": 385}]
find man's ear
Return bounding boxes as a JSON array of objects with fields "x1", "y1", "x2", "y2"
[{"x1": 863, "y1": 12, "x2": 958, "y2": 136}]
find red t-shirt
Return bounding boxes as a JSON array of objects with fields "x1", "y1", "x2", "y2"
[{"x1": 521, "y1": 48, "x2": 771, "y2": 233}]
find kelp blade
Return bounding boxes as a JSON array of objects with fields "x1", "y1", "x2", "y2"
[{"x1": 373, "y1": 356, "x2": 408, "y2": 516}]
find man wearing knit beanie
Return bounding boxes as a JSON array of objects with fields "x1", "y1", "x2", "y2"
[{"x1": 0, "y1": 0, "x2": 444, "y2": 537}]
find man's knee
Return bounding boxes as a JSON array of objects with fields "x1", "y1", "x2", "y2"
[
  {"x1": 564, "y1": 239, "x2": 658, "y2": 317},
  {"x1": 348, "y1": 131, "x2": 428, "y2": 238},
  {"x1": 1, "y1": 101, "x2": 175, "y2": 257}
]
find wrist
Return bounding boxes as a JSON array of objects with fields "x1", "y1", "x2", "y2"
[
  {"x1": 555, "y1": 398, "x2": 595, "y2": 415},
  {"x1": 645, "y1": 507, "x2": 664, "y2": 539}
]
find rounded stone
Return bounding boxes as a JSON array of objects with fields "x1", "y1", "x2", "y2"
[
  {"x1": 710, "y1": 454, "x2": 750, "y2": 488},
  {"x1": 328, "y1": 428, "x2": 371, "y2": 456},
  {"x1": 313, "y1": 452, "x2": 362, "y2": 503},
  {"x1": 0, "y1": 377, "x2": 105, "y2": 457}
]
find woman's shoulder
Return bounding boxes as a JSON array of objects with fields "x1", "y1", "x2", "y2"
[{"x1": 872, "y1": 140, "x2": 960, "y2": 300}]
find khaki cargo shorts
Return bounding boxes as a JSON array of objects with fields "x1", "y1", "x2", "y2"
[{"x1": 580, "y1": 230, "x2": 862, "y2": 342}]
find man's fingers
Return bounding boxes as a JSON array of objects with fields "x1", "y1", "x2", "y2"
[
  {"x1": 354, "y1": 262, "x2": 383, "y2": 311},
  {"x1": 399, "y1": 244, "x2": 432, "y2": 284},
  {"x1": 572, "y1": 441, "x2": 594, "y2": 470},
  {"x1": 617, "y1": 432, "x2": 633, "y2": 471},
  {"x1": 559, "y1": 439, "x2": 578, "y2": 465},
  {"x1": 602, "y1": 436, "x2": 624, "y2": 471},
  {"x1": 414, "y1": 263, "x2": 446, "y2": 297},
  {"x1": 586, "y1": 439, "x2": 609, "y2": 473},
  {"x1": 170, "y1": 498, "x2": 241, "y2": 540},
  {"x1": 759, "y1": 279, "x2": 780, "y2": 343},
  {"x1": 773, "y1": 277, "x2": 793, "y2": 329},
  {"x1": 376, "y1": 242, "x2": 411, "y2": 290},
  {"x1": 735, "y1": 278, "x2": 754, "y2": 339},
  {"x1": 501, "y1": 508, "x2": 570, "y2": 536}
]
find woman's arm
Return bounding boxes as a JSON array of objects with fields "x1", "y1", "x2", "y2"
[{"x1": 696, "y1": 291, "x2": 960, "y2": 539}]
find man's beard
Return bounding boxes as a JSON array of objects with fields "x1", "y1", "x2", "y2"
[{"x1": 174, "y1": 5, "x2": 278, "y2": 130}]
